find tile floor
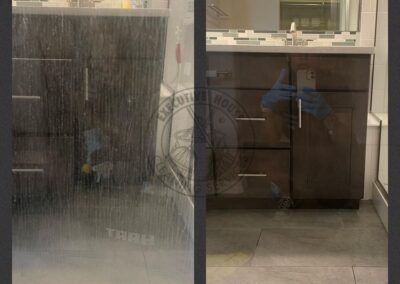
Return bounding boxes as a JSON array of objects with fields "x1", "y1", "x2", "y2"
[
  {"x1": 207, "y1": 201, "x2": 388, "y2": 284},
  {"x1": 12, "y1": 185, "x2": 193, "y2": 284}
]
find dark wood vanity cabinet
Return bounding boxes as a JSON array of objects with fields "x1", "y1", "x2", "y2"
[
  {"x1": 207, "y1": 52, "x2": 370, "y2": 209},
  {"x1": 12, "y1": 13, "x2": 167, "y2": 201}
]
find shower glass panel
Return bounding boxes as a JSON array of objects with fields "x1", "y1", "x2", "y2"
[
  {"x1": 378, "y1": 115, "x2": 388, "y2": 192},
  {"x1": 373, "y1": 0, "x2": 388, "y2": 193},
  {"x1": 12, "y1": 1, "x2": 194, "y2": 283}
]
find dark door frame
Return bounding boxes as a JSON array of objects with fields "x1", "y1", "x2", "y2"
[{"x1": 0, "y1": 0, "x2": 12, "y2": 283}]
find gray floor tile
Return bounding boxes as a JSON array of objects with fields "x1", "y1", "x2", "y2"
[
  {"x1": 251, "y1": 228, "x2": 387, "y2": 267},
  {"x1": 147, "y1": 268, "x2": 193, "y2": 284},
  {"x1": 207, "y1": 267, "x2": 356, "y2": 284},
  {"x1": 274, "y1": 210, "x2": 344, "y2": 229},
  {"x1": 13, "y1": 250, "x2": 150, "y2": 284},
  {"x1": 13, "y1": 189, "x2": 192, "y2": 284},
  {"x1": 207, "y1": 210, "x2": 277, "y2": 230},
  {"x1": 207, "y1": 209, "x2": 344, "y2": 230},
  {"x1": 207, "y1": 229, "x2": 261, "y2": 267},
  {"x1": 353, "y1": 267, "x2": 388, "y2": 284},
  {"x1": 340, "y1": 202, "x2": 385, "y2": 229}
]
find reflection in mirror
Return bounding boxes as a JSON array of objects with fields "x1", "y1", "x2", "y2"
[{"x1": 207, "y1": 0, "x2": 360, "y2": 31}]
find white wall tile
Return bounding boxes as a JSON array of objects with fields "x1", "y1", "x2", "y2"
[
  {"x1": 362, "y1": 0, "x2": 377, "y2": 12},
  {"x1": 371, "y1": 0, "x2": 388, "y2": 113},
  {"x1": 378, "y1": 0, "x2": 388, "y2": 13},
  {"x1": 360, "y1": 12, "x2": 377, "y2": 40}
]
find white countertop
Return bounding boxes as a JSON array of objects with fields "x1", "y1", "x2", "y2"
[
  {"x1": 12, "y1": 6, "x2": 169, "y2": 17},
  {"x1": 207, "y1": 44, "x2": 375, "y2": 55}
]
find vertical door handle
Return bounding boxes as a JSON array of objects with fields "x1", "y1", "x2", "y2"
[
  {"x1": 84, "y1": 67, "x2": 89, "y2": 101},
  {"x1": 298, "y1": 98, "x2": 302, "y2": 129}
]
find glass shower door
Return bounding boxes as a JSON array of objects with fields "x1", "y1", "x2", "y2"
[{"x1": 12, "y1": 1, "x2": 195, "y2": 283}]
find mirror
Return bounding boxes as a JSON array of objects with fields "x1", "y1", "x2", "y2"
[{"x1": 207, "y1": 0, "x2": 361, "y2": 31}]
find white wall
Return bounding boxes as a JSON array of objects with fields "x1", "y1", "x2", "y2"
[
  {"x1": 360, "y1": 0, "x2": 378, "y2": 46},
  {"x1": 371, "y1": 0, "x2": 388, "y2": 113}
]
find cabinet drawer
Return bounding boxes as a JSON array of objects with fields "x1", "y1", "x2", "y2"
[
  {"x1": 12, "y1": 169, "x2": 47, "y2": 202},
  {"x1": 207, "y1": 53, "x2": 289, "y2": 89},
  {"x1": 80, "y1": 17, "x2": 167, "y2": 59},
  {"x1": 13, "y1": 137, "x2": 74, "y2": 198},
  {"x1": 213, "y1": 149, "x2": 290, "y2": 198},
  {"x1": 12, "y1": 14, "x2": 74, "y2": 59},
  {"x1": 209, "y1": 89, "x2": 290, "y2": 148},
  {"x1": 291, "y1": 54, "x2": 371, "y2": 92},
  {"x1": 12, "y1": 60, "x2": 74, "y2": 135}
]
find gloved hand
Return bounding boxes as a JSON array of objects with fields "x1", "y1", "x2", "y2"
[
  {"x1": 297, "y1": 88, "x2": 332, "y2": 119},
  {"x1": 262, "y1": 69, "x2": 296, "y2": 109}
]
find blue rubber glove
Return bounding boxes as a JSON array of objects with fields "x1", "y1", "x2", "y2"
[
  {"x1": 297, "y1": 88, "x2": 332, "y2": 119},
  {"x1": 262, "y1": 69, "x2": 296, "y2": 109}
]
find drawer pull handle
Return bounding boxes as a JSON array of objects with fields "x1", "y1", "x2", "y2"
[
  {"x1": 12, "y1": 96, "x2": 41, "y2": 100},
  {"x1": 206, "y1": 70, "x2": 232, "y2": 79},
  {"x1": 238, "y1": 173, "x2": 267, "y2": 177},
  {"x1": 84, "y1": 67, "x2": 89, "y2": 101},
  {"x1": 298, "y1": 98, "x2": 302, "y2": 129},
  {"x1": 235, "y1": 117, "x2": 266, "y2": 121},
  {"x1": 12, "y1": 169, "x2": 44, "y2": 173},
  {"x1": 12, "y1": 58, "x2": 72, "y2": 62}
]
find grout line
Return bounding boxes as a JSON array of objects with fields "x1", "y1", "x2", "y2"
[
  {"x1": 243, "y1": 228, "x2": 263, "y2": 267},
  {"x1": 140, "y1": 245, "x2": 152, "y2": 284},
  {"x1": 352, "y1": 266, "x2": 358, "y2": 284},
  {"x1": 255, "y1": 229, "x2": 262, "y2": 247}
]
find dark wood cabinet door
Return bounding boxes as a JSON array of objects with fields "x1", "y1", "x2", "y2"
[
  {"x1": 78, "y1": 58, "x2": 163, "y2": 184},
  {"x1": 292, "y1": 92, "x2": 368, "y2": 200}
]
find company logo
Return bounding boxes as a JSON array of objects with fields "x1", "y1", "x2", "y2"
[{"x1": 148, "y1": 87, "x2": 256, "y2": 197}]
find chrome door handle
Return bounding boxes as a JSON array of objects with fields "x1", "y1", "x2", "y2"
[
  {"x1": 238, "y1": 173, "x2": 267, "y2": 177},
  {"x1": 235, "y1": 118, "x2": 266, "y2": 121},
  {"x1": 12, "y1": 169, "x2": 44, "y2": 173},
  {"x1": 12, "y1": 96, "x2": 41, "y2": 100},
  {"x1": 298, "y1": 98, "x2": 302, "y2": 129},
  {"x1": 84, "y1": 67, "x2": 89, "y2": 101}
]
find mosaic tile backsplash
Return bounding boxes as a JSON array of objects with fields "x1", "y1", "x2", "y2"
[{"x1": 207, "y1": 29, "x2": 359, "y2": 47}]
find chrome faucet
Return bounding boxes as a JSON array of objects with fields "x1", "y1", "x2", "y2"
[
  {"x1": 289, "y1": 21, "x2": 307, "y2": 46},
  {"x1": 290, "y1": 21, "x2": 298, "y2": 46}
]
